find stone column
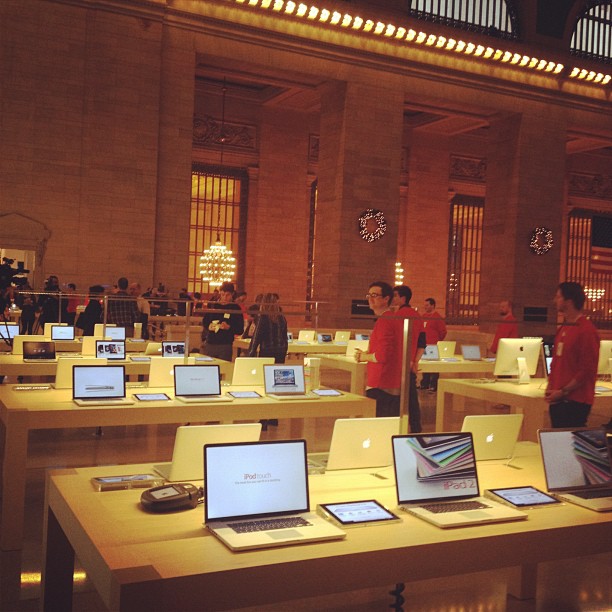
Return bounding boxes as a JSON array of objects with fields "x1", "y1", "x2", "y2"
[
  {"x1": 480, "y1": 110, "x2": 566, "y2": 336},
  {"x1": 314, "y1": 81, "x2": 404, "y2": 327}
]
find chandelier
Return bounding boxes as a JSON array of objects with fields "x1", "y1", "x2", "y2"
[{"x1": 200, "y1": 81, "x2": 236, "y2": 287}]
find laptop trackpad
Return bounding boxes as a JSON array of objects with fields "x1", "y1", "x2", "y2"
[
  {"x1": 460, "y1": 510, "x2": 490, "y2": 519},
  {"x1": 268, "y1": 529, "x2": 303, "y2": 540}
]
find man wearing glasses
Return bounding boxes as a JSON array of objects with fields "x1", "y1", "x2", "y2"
[{"x1": 354, "y1": 281, "x2": 405, "y2": 420}]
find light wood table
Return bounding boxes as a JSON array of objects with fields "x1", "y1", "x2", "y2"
[
  {"x1": 0, "y1": 384, "x2": 373, "y2": 552},
  {"x1": 419, "y1": 356, "x2": 496, "y2": 374},
  {"x1": 41, "y1": 450, "x2": 612, "y2": 611},
  {"x1": 312, "y1": 354, "x2": 367, "y2": 394},
  {"x1": 436, "y1": 378, "x2": 612, "y2": 441},
  {"x1": 233, "y1": 338, "x2": 348, "y2": 360}
]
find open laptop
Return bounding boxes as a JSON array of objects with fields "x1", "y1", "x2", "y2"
[
  {"x1": 96, "y1": 340, "x2": 126, "y2": 360},
  {"x1": 105, "y1": 326, "x2": 126, "y2": 340},
  {"x1": 421, "y1": 345, "x2": 440, "y2": 361},
  {"x1": 345, "y1": 339, "x2": 369, "y2": 357},
  {"x1": 538, "y1": 428, "x2": 612, "y2": 512},
  {"x1": 51, "y1": 325, "x2": 75, "y2": 341},
  {"x1": 296, "y1": 330, "x2": 315, "y2": 344},
  {"x1": 148, "y1": 356, "x2": 191, "y2": 387},
  {"x1": 144, "y1": 342, "x2": 163, "y2": 356},
  {"x1": 461, "y1": 345, "x2": 482, "y2": 361},
  {"x1": 23, "y1": 341, "x2": 57, "y2": 362},
  {"x1": 317, "y1": 333, "x2": 333, "y2": 344},
  {"x1": 154, "y1": 423, "x2": 262, "y2": 481},
  {"x1": 334, "y1": 331, "x2": 350, "y2": 344},
  {"x1": 93, "y1": 324, "x2": 116, "y2": 337},
  {"x1": 231, "y1": 357, "x2": 275, "y2": 386},
  {"x1": 204, "y1": 439, "x2": 346, "y2": 551},
  {"x1": 54, "y1": 357, "x2": 104, "y2": 389},
  {"x1": 173, "y1": 364, "x2": 232, "y2": 403},
  {"x1": 263, "y1": 364, "x2": 318, "y2": 400},
  {"x1": 355, "y1": 333, "x2": 369, "y2": 341},
  {"x1": 0, "y1": 322, "x2": 19, "y2": 342},
  {"x1": 72, "y1": 364, "x2": 134, "y2": 406},
  {"x1": 437, "y1": 341, "x2": 456, "y2": 359},
  {"x1": 392, "y1": 433, "x2": 527, "y2": 528},
  {"x1": 309, "y1": 417, "x2": 400, "y2": 471},
  {"x1": 461, "y1": 414, "x2": 523, "y2": 460},
  {"x1": 162, "y1": 341, "x2": 185, "y2": 357}
]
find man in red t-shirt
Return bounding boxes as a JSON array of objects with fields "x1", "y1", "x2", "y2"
[
  {"x1": 489, "y1": 300, "x2": 519, "y2": 354},
  {"x1": 545, "y1": 282, "x2": 599, "y2": 428},
  {"x1": 421, "y1": 297, "x2": 447, "y2": 392}
]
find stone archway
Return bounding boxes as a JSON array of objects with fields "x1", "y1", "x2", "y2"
[{"x1": 0, "y1": 212, "x2": 51, "y2": 289}]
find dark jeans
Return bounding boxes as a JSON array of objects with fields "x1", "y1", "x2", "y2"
[
  {"x1": 421, "y1": 372, "x2": 439, "y2": 390},
  {"x1": 202, "y1": 343, "x2": 233, "y2": 362},
  {"x1": 549, "y1": 400, "x2": 591, "y2": 428},
  {"x1": 366, "y1": 372, "x2": 422, "y2": 433}
]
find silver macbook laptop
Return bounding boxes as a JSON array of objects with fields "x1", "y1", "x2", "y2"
[
  {"x1": 72, "y1": 364, "x2": 134, "y2": 406},
  {"x1": 154, "y1": 423, "x2": 262, "y2": 481},
  {"x1": 421, "y1": 345, "x2": 440, "y2": 361},
  {"x1": 96, "y1": 340, "x2": 126, "y2": 360},
  {"x1": 355, "y1": 333, "x2": 369, "y2": 341},
  {"x1": 148, "y1": 356, "x2": 191, "y2": 387},
  {"x1": 461, "y1": 345, "x2": 482, "y2": 361},
  {"x1": 231, "y1": 357, "x2": 275, "y2": 386},
  {"x1": 392, "y1": 433, "x2": 527, "y2": 528},
  {"x1": 173, "y1": 364, "x2": 232, "y2": 403},
  {"x1": 539, "y1": 428, "x2": 612, "y2": 512},
  {"x1": 317, "y1": 333, "x2": 333, "y2": 344},
  {"x1": 437, "y1": 341, "x2": 456, "y2": 359},
  {"x1": 334, "y1": 331, "x2": 350, "y2": 344},
  {"x1": 204, "y1": 439, "x2": 346, "y2": 551},
  {"x1": 105, "y1": 326, "x2": 126, "y2": 341},
  {"x1": 345, "y1": 339, "x2": 368, "y2": 357},
  {"x1": 51, "y1": 325, "x2": 75, "y2": 341},
  {"x1": 263, "y1": 364, "x2": 318, "y2": 400},
  {"x1": 461, "y1": 414, "x2": 523, "y2": 461},
  {"x1": 54, "y1": 357, "x2": 104, "y2": 389},
  {"x1": 309, "y1": 417, "x2": 400, "y2": 471},
  {"x1": 162, "y1": 341, "x2": 185, "y2": 357},
  {"x1": 23, "y1": 340, "x2": 57, "y2": 362},
  {"x1": 296, "y1": 330, "x2": 315, "y2": 344},
  {"x1": 144, "y1": 342, "x2": 162, "y2": 356}
]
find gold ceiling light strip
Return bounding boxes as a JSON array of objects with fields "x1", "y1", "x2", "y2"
[{"x1": 228, "y1": 0, "x2": 611, "y2": 87}]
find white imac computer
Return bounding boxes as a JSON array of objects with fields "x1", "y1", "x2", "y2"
[
  {"x1": 597, "y1": 340, "x2": 612, "y2": 377},
  {"x1": 493, "y1": 337, "x2": 542, "y2": 383}
]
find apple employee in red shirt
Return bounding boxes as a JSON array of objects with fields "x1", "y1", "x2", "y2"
[{"x1": 545, "y1": 282, "x2": 599, "y2": 428}]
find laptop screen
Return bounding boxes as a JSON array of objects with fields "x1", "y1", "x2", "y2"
[
  {"x1": 162, "y1": 341, "x2": 185, "y2": 357},
  {"x1": 204, "y1": 440, "x2": 310, "y2": 522},
  {"x1": 317, "y1": 333, "x2": 332, "y2": 343},
  {"x1": 51, "y1": 325, "x2": 75, "y2": 341},
  {"x1": 461, "y1": 345, "x2": 481, "y2": 360},
  {"x1": 96, "y1": 340, "x2": 126, "y2": 360},
  {"x1": 173, "y1": 364, "x2": 221, "y2": 397},
  {"x1": 355, "y1": 333, "x2": 369, "y2": 341},
  {"x1": 23, "y1": 341, "x2": 56, "y2": 360},
  {"x1": 422, "y1": 345, "x2": 439, "y2": 360},
  {"x1": 105, "y1": 327, "x2": 126, "y2": 340},
  {"x1": 538, "y1": 429, "x2": 612, "y2": 492},
  {"x1": 263, "y1": 365, "x2": 306, "y2": 395},
  {"x1": 72, "y1": 365, "x2": 126, "y2": 400},
  {"x1": 392, "y1": 433, "x2": 479, "y2": 503},
  {"x1": 543, "y1": 342, "x2": 553, "y2": 376},
  {"x1": 0, "y1": 323, "x2": 19, "y2": 341}
]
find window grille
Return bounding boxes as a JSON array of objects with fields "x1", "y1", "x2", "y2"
[
  {"x1": 446, "y1": 196, "x2": 484, "y2": 324},
  {"x1": 566, "y1": 211, "x2": 612, "y2": 328},
  {"x1": 188, "y1": 164, "x2": 248, "y2": 294},
  {"x1": 409, "y1": 0, "x2": 518, "y2": 40},
  {"x1": 571, "y1": 1, "x2": 612, "y2": 64}
]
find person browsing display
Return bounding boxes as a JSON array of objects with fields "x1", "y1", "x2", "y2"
[{"x1": 545, "y1": 282, "x2": 599, "y2": 428}]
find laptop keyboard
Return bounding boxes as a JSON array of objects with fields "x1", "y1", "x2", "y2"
[
  {"x1": 420, "y1": 500, "x2": 489, "y2": 513},
  {"x1": 229, "y1": 516, "x2": 311, "y2": 533},
  {"x1": 573, "y1": 488, "x2": 612, "y2": 499}
]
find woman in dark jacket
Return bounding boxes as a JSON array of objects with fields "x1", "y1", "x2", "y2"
[{"x1": 247, "y1": 293, "x2": 288, "y2": 363}]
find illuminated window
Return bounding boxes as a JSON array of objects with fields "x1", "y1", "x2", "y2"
[
  {"x1": 446, "y1": 196, "x2": 483, "y2": 324},
  {"x1": 188, "y1": 164, "x2": 248, "y2": 294},
  {"x1": 566, "y1": 211, "x2": 612, "y2": 328},
  {"x1": 409, "y1": 0, "x2": 517, "y2": 39},
  {"x1": 571, "y1": 1, "x2": 612, "y2": 63}
]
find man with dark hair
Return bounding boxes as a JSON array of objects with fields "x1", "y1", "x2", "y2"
[
  {"x1": 545, "y1": 282, "x2": 599, "y2": 428},
  {"x1": 393, "y1": 284, "x2": 426, "y2": 432},
  {"x1": 355, "y1": 281, "x2": 401, "y2": 419},
  {"x1": 201, "y1": 281, "x2": 243, "y2": 361},
  {"x1": 489, "y1": 299, "x2": 519, "y2": 354},
  {"x1": 421, "y1": 296, "x2": 447, "y2": 392},
  {"x1": 107, "y1": 277, "x2": 140, "y2": 336}
]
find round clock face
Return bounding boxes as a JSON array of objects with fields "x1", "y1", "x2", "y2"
[
  {"x1": 529, "y1": 227, "x2": 553, "y2": 255},
  {"x1": 359, "y1": 209, "x2": 387, "y2": 242}
]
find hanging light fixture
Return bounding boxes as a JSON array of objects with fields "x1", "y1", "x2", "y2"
[{"x1": 200, "y1": 81, "x2": 236, "y2": 287}]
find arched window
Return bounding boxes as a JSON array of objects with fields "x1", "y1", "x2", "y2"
[
  {"x1": 571, "y1": 1, "x2": 612, "y2": 63},
  {"x1": 409, "y1": 0, "x2": 518, "y2": 40}
]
